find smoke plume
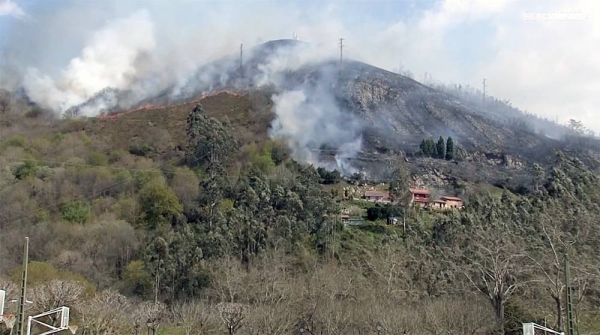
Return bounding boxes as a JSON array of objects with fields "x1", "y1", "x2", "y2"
[{"x1": 22, "y1": 10, "x2": 155, "y2": 115}]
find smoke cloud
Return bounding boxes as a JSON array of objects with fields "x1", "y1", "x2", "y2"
[
  {"x1": 23, "y1": 10, "x2": 155, "y2": 115},
  {"x1": 3, "y1": 0, "x2": 599, "y2": 171}
]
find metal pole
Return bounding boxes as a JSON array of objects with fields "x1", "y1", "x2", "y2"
[
  {"x1": 15, "y1": 237, "x2": 29, "y2": 335},
  {"x1": 26, "y1": 316, "x2": 32, "y2": 335},
  {"x1": 564, "y1": 253, "x2": 575, "y2": 335}
]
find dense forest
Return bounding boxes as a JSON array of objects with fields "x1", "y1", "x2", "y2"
[{"x1": 1, "y1": 98, "x2": 600, "y2": 335}]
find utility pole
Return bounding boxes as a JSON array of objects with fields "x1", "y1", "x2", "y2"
[
  {"x1": 564, "y1": 252, "x2": 575, "y2": 335},
  {"x1": 482, "y1": 78, "x2": 487, "y2": 108},
  {"x1": 15, "y1": 237, "x2": 29, "y2": 335},
  {"x1": 339, "y1": 38, "x2": 344, "y2": 70},
  {"x1": 239, "y1": 43, "x2": 244, "y2": 78}
]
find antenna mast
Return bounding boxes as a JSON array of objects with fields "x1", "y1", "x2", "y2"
[
  {"x1": 482, "y1": 78, "x2": 486, "y2": 108},
  {"x1": 339, "y1": 38, "x2": 345, "y2": 74},
  {"x1": 239, "y1": 43, "x2": 244, "y2": 78}
]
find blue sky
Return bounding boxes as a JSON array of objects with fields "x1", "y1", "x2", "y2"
[{"x1": 1, "y1": 0, "x2": 599, "y2": 131}]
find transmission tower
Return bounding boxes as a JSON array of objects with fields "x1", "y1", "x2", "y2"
[
  {"x1": 339, "y1": 38, "x2": 344, "y2": 67},
  {"x1": 482, "y1": 78, "x2": 486, "y2": 108},
  {"x1": 239, "y1": 43, "x2": 244, "y2": 78}
]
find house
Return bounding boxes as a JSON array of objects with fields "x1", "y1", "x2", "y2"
[
  {"x1": 431, "y1": 199, "x2": 447, "y2": 210},
  {"x1": 440, "y1": 196, "x2": 463, "y2": 209},
  {"x1": 428, "y1": 196, "x2": 463, "y2": 211},
  {"x1": 364, "y1": 190, "x2": 391, "y2": 203},
  {"x1": 410, "y1": 189, "x2": 431, "y2": 207}
]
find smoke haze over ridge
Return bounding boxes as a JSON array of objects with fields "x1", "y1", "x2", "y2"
[
  {"x1": 1, "y1": 0, "x2": 599, "y2": 130},
  {"x1": 1, "y1": 0, "x2": 599, "y2": 173}
]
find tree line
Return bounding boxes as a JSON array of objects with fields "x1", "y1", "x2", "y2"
[
  {"x1": 1, "y1": 101, "x2": 600, "y2": 334},
  {"x1": 419, "y1": 136, "x2": 455, "y2": 160}
]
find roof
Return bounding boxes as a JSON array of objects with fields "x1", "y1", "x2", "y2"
[
  {"x1": 410, "y1": 189, "x2": 430, "y2": 195},
  {"x1": 413, "y1": 198, "x2": 429, "y2": 203},
  {"x1": 441, "y1": 196, "x2": 462, "y2": 201},
  {"x1": 433, "y1": 200, "x2": 446, "y2": 204},
  {"x1": 365, "y1": 190, "x2": 389, "y2": 197}
]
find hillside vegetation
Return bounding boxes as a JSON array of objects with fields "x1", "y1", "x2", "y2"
[{"x1": 1, "y1": 96, "x2": 600, "y2": 335}]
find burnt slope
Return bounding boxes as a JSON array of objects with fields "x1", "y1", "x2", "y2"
[{"x1": 76, "y1": 39, "x2": 590, "y2": 169}]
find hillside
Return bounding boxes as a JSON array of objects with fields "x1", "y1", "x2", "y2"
[
  {"x1": 2, "y1": 40, "x2": 600, "y2": 335},
  {"x1": 2, "y1": 90, "x2": 600, "y2": 334},
  {"x1": 63, "y1": 39, "x2": 597, "y2": 177}
]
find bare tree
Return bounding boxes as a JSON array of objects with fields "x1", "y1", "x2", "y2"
[
  {"x1": 132, "y1": 301, "x2": 166, "y2": 335},
  {"x1": 77, "y1": 289, "x2": 130, "y2": 335},
  {"x1": 30, "y1": 280, "x2": 85, "y2": 326},
  {"x1": 217, "y1": 302, "x2": 245, "y2": 335},
  {"x1": 421, "y1": 296, "x2": 494, "y2": 335},
  {"x1": 528, "y1": 222, "x2": 569, "y2": 330},
  {"x1": 462, "y1": 229, "x2": 531, "y2": 335},
  {"x1": 170, "y1": 301, "x2": 217, "y2": 335}
]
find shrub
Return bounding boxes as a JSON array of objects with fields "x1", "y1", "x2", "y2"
[
  {"x1": 129, "y1": 143, "x2": 154, "y2": 157},
  {"x1": 12, "y1": 160, "x2": 37, "y2": 180},
  {"x1": 60, "y1": 200, "x2": 92, "y2": 224},
  {"x1": 88, "y1": 151, "x2": 108, "y2": 166}
]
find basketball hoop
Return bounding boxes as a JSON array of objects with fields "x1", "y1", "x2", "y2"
[
  {"x1": 68, "y1": 325, "x2": 79, "y2": 334},
  {"x1": 2, "y1": 313, "x2": 16, "y2": 329}
]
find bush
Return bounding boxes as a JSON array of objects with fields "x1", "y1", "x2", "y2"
[
  {"x1": 88, "y1": 151, "x2": 109, "y2": 166},
  {"x1": 129, "y1": 143, "x2": 154, "y2": 157},
  {"x1": 2, "y1": 135, "x2": 26, "y2": 148},
  {"x1": 60, "y1": 200, "x2": 92, "y2": 224},
  {"x1": 12, "y1": 160, "x2": 37, "y2": 180}
]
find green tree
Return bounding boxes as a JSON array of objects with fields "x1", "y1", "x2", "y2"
[
  {"x1": 187, "y1": 104, "x2": 237, "y2": 178},
  {"x1": 437, "y1": 136, "x2": 446, "y2": 159},
  {"x1": 419, "y1": 139, "x2": 427, "y2": 156},
  {"x1": 445, "y1": 137, "x2": 455, "y2": 160},
  {"x1": 121, "y1": 260, "x2": 152, "y2": 297},
  {"x1": 138, "y1": 181, "x2": 183, "y2": 229}
]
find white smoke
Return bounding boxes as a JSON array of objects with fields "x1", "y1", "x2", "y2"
[
  {"x1": 23, "y1": 10, "x2": 155, "y2": 115},
  {"x1": 269, "y1": 82, "x2": 364, "y2": 175},
  {"x1": 12, "y1": 5, "x2": 366, "y2": 173}
]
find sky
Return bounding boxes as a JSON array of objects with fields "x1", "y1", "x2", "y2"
[{"x1": 0, "y1": 0, "x2": 598, "y2": 131}]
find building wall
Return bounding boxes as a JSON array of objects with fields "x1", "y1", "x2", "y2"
[{"x1": 444, "y1": 200, "x2": 462, "y2": 208}]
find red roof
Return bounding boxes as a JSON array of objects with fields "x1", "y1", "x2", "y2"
[
  {"x1": 410, "y1": 189, "x2": 430, "y2": 195},
  {"x1": 441, "y1": 196, "x2": 462, "y2": 201},
  {"x1": 413, "y1": 198, "x2": 429, "y2": 203}
]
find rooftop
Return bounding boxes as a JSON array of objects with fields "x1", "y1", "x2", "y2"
[
  {"x1": 410, "y1": 189, "x2": 430, "y2": 195},
  {"x1": 441, "y1": 196, "x2": 462, "y2": 201}
]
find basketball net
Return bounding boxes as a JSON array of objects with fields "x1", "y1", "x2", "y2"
[{"x1": 68, "y1": 325, "x2": 79, "y2": 334}]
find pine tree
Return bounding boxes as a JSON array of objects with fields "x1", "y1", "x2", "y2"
[
  {"x1": 419, "y1": 139, "x2": 427, "y2": 156},
  {"x1": 437, "y1": 136, "x2": 446, "y2": 159},
  {"x1": 446, "y1": 137, "x2": 455, "y2": 160},
  {"x1": 425, "y1": 138, "x2": 436, "y2": 157}
]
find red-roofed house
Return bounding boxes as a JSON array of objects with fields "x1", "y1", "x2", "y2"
[{"x1": 410, "y1": 189, "x2": 431, "y2": 207}]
